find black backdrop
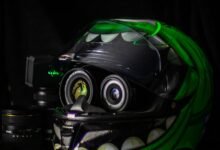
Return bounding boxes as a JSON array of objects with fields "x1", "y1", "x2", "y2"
[{"x1": 0, "y1": 0, "x2": 219, "y2": 149}]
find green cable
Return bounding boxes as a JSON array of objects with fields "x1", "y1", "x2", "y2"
[{"x1": 157, "y1": 24, "x2": 213, "y2": 114}]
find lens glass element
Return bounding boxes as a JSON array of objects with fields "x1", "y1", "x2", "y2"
[
  {"x1": 72, "y1": 79, "x2": 88, "y2": 100},
  {"x1": 110, "y1": 88, "x2": 120, "y2": 101}
]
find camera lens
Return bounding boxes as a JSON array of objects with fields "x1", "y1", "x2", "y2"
[
  {"x1": 61, "y1": 69, "x2": 93, "y2": 106},
  {"x1": 1, "y1": 109, "x2": 43, "y2": 150},
  {"x1": 101, "y1": 75, "x2": 130, "y2": 111}
]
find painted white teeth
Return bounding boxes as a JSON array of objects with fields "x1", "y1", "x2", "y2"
[
  {"x1": 53, "y1": 123, "x2": 61, "y2": 140},
  {"x1": 86, "y1": 33, "x2": 99, "y2": 42},
  {"x1": 81, "y1": 130, "x2": 110, "y2": 143},
  {"x1": 78, "y1": 147, "x2": 88, "y2": 150},
  {"x1": 86, "y1": 32, "x2": 147, "y2": 43},
  {"x1": 62, "y1": 136, "x2": 72, "y2": 146},
  {"x1": 101, "y1": 33, "x2": 119, "y2": 42},
  {"x1": 98, "y1": 143, "x2": 119, "y2": 150},
  {"x1": 166, "y1": 116, "x2": 176, "y2": 129},
  {"x1": 121, "y1": 136, "x2": 145, "y2": 150},
  {"x1": 54, "y1": 143, "x2": 61, "y2": 150},
  {"x1": 121, "y1": 32, "x2": 142, "y2": 42},
  {"x1": 147, "y1": 128, "x2": 165, "y2": 144}
]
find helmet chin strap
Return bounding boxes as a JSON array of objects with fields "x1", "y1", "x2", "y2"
[{"x1": 66, "y1": 96, "x2": 106, "y2": 113}]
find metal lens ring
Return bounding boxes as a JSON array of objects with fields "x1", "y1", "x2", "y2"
[
  {"x1": 63, "y1": 69, "x2": 93, "y2": 105},
  {"x1": 101, "y1": 74, "x2": 130, "y2": 111}
]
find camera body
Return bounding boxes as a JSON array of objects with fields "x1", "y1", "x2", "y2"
[
  {"x1": 25, "y1": 55, "x2": 75, "y2": 107},
  {"x1": 1, "y1": 55, "x2": 75, "y2": 150}
]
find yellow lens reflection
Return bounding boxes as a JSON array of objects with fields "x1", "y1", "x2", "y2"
[{"x1": 72, "y1": 80, "x2": 88, "y2": 100}]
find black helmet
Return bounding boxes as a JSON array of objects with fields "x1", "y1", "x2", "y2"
[{"x1": 53, "y1": 19, "x2": 212, "y2": 150}]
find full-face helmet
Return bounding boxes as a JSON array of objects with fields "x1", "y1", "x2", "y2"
[{"x1": 53, "y1": 19, "x2": 212, "y2": 150}]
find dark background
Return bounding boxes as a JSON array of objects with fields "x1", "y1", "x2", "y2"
[{"x1": 0, "y1": 0, "x2": 219, "y2": 149}]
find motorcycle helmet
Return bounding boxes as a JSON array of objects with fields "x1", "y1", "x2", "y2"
[{"x1": 53, "y1": 19, "x2": 212, "y2": 150}]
